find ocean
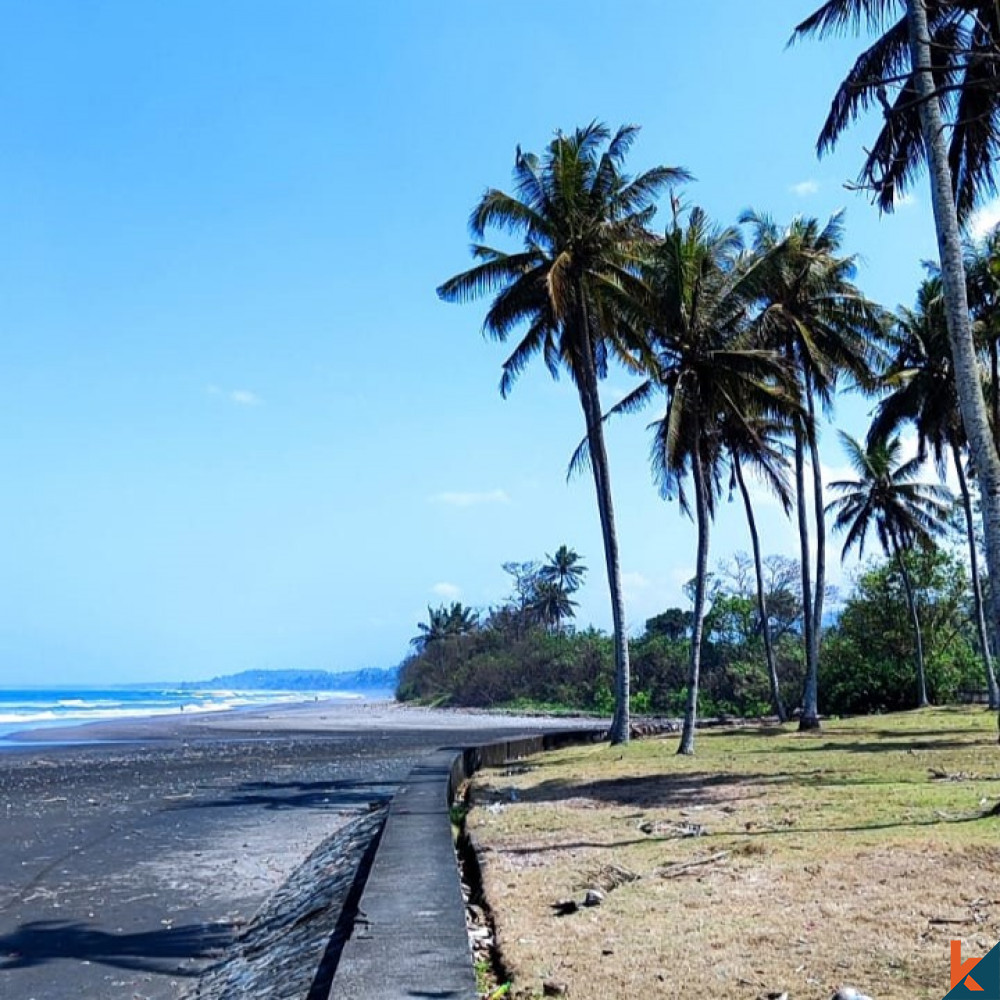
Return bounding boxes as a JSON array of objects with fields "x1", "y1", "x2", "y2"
[{"x1": 0, "y1": 686, "x2": 370, "y2": 745}]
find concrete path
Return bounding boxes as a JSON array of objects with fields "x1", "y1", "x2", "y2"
[
  {"x1": 330, "y1": 749, "x2": 476, "y2": 999},
  {"x1": 330, "y1": 732, "x2": 605, "y2": 1000}
]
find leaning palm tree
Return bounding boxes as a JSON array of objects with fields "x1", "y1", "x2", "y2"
[
  {"x1": 827, "y1": 433, "x2": 953, "y2": 707},
  {"x1": 437, "y1": 123, "x2": 690, "y2": 744},
  {"x1": 539, "y1": 545, "x2": 588, "y2": 593},
  {"x1": 610, "y1": 208, "x2": 799, "y2": 754},
  {"x1": 793, "y1": 0, "x2": 1000, "y2": 737},
  {"x1": 870, "y1": 275, "x2": 1000, "y2": 708},
  {"x1": 745, "y1": 210, "x2": 883, "y2": 730},
  {"x1": 723, "y1": 411, "x2": 794, "y2": 722}
]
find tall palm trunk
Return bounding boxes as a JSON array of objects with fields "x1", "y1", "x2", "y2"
[
  {"x1": 953, "y1": 440, "x2": 1000, "y2": 708},
  {"x1": 891, "y1": 533, "x2": 930, "y2": 708},
  {"x1": 991, "y1": 339, "x2": 1000, "y2": 452},
  {"x1": 795, "y1": 425, "x2": 821, "y2": 729},
  {"x1": 806, "y1": 388, "x2": 827, "y2": 658},
  {"x1": 679, "y1": 428, "x2": 710, "y2": 755},
  {"x1": 578, "y1": 318, "x2": 631, "y2": 745},
  {"x1": 907, "y1": 0, "x2": 1000, "y2": 738},
  {"x1": 733, "y1": 453, "x2": 787, "y2": 721}
]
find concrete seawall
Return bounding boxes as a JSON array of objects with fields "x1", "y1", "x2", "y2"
[{"x1": 329, "y1": 728, "x2": 605, "y2": 999}]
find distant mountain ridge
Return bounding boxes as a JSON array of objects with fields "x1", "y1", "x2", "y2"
[{"x1": 183, "y1": 667, "x2": 399, "y2": 692}]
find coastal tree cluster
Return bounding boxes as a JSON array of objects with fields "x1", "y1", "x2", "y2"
[
  {"x1": 421, "y1": 1, "x2": 1000, "y2": 752},
  {"x1": 398, "y1": 545, "x2": 986, "y2": 718}
]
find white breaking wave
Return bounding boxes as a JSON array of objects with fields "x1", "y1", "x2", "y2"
[{"x1": 0, "y1": 687, "x2": 365, "y2": 742}]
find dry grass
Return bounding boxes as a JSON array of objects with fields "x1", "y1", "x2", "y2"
[{"x1": 467, "y1": 707, "x2": 1000, "y2": 1000}]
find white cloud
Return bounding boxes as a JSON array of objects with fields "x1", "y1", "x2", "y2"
[
  {"x1": 229, "y1": 389, "x2": 262, "y2": 406},
  {"x1": 621, "y1": 571, "x2": 651, "y2": 601},
  {"x1": 791, "y1": 180, "x2": 819, "y2": 197},
  {"x1": 895, "y1": 191, "x2": 918, "y2": 209},
  {"x1": 432, "y1": 582, "x2": 461, "y2": 601},
  {"x1": 736, "y1": 465, "x2": 786, "y2": 509},
  {"x1": 430, "y1": 489, "x2": 510, "y2": 507},
  {"x1": 206, "y1": 385, "x2": 262, "y2": 406},
  {"x1": 968, "y1": 197, "x2": 1000, "y2": 241}
]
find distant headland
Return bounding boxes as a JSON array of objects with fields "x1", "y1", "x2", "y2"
[{"x1": 178, "y1": 667, "x2": 399, "y2": 693}]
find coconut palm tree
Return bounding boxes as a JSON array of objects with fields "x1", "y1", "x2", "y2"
[
  {"x1": 724, "y1": 412, "x2": 794, "y2": 722},
  {"x1": 791, "y1": 2, "x2": 1000, "y2": 222},
  {"x1": 529, "y1": 579, "x2": 579, "y2": 631},
  {"x1": 412, "y1": 602, "x2": 479, "y2": 650},
  {"x1": 611, "y1": 208, "x2": 799, "y2": 754},
  {"x1": 827, "y1": 433, "x2": 953, "y2": 706},
  {"x1": 744, "y1": 210, "x2": 883, "y2": 730},
  {"x1": 437, "y1": 123, "x2": 690, "y2": 744},
  {"x1": 793, "y1": 0, "x2": 1000, "y2": 739},
  {"x1": 870, "y1": 275, "x2": 1000, "y2": 707},
  {"x1": 965, "y1": 227, "x2": 1000, "y2": 448},
  {"x1": 539, "y1": 545, "x2": 588, "y2": 593}
]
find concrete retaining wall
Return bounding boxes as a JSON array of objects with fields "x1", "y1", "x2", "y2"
[{"x1": 329, "y1": 728, "x2": 605, "y2": 999}]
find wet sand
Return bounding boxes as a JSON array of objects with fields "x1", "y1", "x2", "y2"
[{"x1": 0, "y1": 700, "x2": 593, "y2": 999}]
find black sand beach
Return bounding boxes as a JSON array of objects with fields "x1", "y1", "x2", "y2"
[{"x1": 0, "y1": 701, "x2": 587, "y2": 999}]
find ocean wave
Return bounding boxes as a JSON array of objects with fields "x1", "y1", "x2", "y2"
[{"x1": 0, "y1": 688, "x2": 369, "y2": 728}]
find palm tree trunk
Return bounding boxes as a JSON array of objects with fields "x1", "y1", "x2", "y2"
[
  {"x1": 679, "y1": 432, "x2": 710, "y2": 755},
  {"x1": 953, "y1": 440, "x2": 1000, "y2": 709},
  {"x1": 577, "y1": 322, "x2": 631, "y2": 745},
  {"x1": 795, "y1": 425, "x2": 821, "y2": 729},
  {"x1": 806, "y1": 388, "x2": 827, "y2": 661},
  {"x1": 733, "y1": 453, "x2": 787, "y2": 722},
  {"x1": 991, "y1": 339, "x2": 1000, "y2": 452},
  {"x1": 892, "y1": 535, "x2": 930, "y2": 708},
  {"x1": 907, "y1": 0, "x2": 1000, "y2": 738}
]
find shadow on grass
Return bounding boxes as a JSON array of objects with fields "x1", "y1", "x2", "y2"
[
  {"x1": 508, "y1": 770, "x2": 780, "y2": 809},
  {"x1": 0, "y1": 919, "x2": 234, "y2": 974},
  {"x1": 699, "y1": 726, "x2": 792, "y2": 739},
  {"x1": 504, "y1": 761, "x2": 999, "y2": 810},
  {"x1": 760, "y1": 739, "x2": 979, "y2": 755},
  {"x1": 700, "y1": 725, "x2": 985, "y2": 748},
  {"x1": 496, "y1": 809, "x2": 1000, "y2": 858}
]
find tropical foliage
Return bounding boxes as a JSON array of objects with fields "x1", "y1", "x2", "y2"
[
  {"x1": 794, "y1": 0, "x2": 1000, "y2": 738},
  {"x1": 398, "y1": 547, "x2": 982, "y2": 719},
  {"x1": 821, "y1": 548, "x2": 983, "y2": 713},
  {"x1": 438, "y1": 123, "x2": 690, "y2": 744},
  {"x1": 615, "y1": 207, "x2": 799, "y2": 752},
  {"x1": 431, "y1": 70, "x2": 1000, "y2": 747},
  {"x1": 412, "y1": 602, "x2": 480, "y2": 650},
  {"x1": 826, "y1": 432, "x2": 952, "y2": 705}
]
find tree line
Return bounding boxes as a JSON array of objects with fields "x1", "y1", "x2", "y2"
[
  {"x1": 427, "y1": 2, "x2": 1000, "y2": 753},
  {"x1": 398, "y1": 545, "x2": 986, "y2": 720}
]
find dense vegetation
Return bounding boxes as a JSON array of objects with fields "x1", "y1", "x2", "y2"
[
  {"x1": 192, "y1": 667, "x2": 398, "y2": 692},
  {"x1": 398, "y1": 546, "x2": 985, "y2": 718},
  {"x1": 420, "y1": 3, "x2": 1000, "y2": 750}
]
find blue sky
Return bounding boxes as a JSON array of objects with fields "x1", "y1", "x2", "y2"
[{"x1": 0, "y1": 1, "x2": 989, "y2": 685}]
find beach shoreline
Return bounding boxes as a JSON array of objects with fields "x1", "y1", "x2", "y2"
[
  {"x1": 4, "y1": 695, "x2": 600, "y2": 746},
  {"x1": 0, "y1": 687, "x2": 387, "y2": 747},
  {"x1": 0, "y1": 700, "x2": 596, "y2": 998}
]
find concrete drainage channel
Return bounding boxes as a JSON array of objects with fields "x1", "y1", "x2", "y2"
[{"x1": 181, "y1": 728, "x2": 605, "y2": 1000}]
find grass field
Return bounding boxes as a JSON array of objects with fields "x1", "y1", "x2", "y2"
[{"x1": 468, "y1": 708, "x2": 1000, "y2": 1000}]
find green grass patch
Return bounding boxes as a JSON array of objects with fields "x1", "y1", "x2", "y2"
[{"x1": 469, "y1": 707, "x2": 1000, "y2": 1000}]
